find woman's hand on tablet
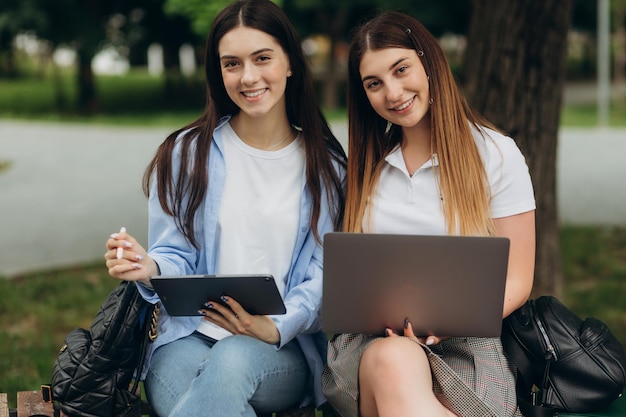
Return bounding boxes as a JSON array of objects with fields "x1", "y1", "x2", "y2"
[{"x1": 199, "y1": 295, "x2": 281, "y2": 345}]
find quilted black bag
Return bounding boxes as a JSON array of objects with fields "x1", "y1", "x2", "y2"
[
  {"x1": 502, "y1": 296, "x2": 626, "y2": 417},
  {"x1": 50, "y1": 280, "x2": 159, "y2": 417}
]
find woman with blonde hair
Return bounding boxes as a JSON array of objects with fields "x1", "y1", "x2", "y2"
[{"x1": 322, "y1": 11, "x2": 535, "y2": 417}]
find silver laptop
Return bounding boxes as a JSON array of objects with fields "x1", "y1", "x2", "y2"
[{"x1": 321, "y1": 232, "x2": 510, "y2": 337}]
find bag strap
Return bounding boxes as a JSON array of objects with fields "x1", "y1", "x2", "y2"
[
  {"x1": 130, "y1": 301, "x2": 160, "y2": 395},
  {"x1": 503, "y1": 320, "x2": 558, "y2": 417},
  {"x1": 517, "y1": 395, "x2": 560, "y2": 417}
]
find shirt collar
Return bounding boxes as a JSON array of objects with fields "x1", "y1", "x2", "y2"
[{"x1": 384, "y1": 144, "x2": 439, "y2": 176}]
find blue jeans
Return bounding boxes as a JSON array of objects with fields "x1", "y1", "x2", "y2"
[{"x1": 144, "y1": 331, "x2": 309, "y2": 417}]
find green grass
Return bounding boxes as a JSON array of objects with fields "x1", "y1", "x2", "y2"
[
  {"x1": 0, "y1": 263, "x2": 119, "y2": 408},
  {"x1": 560, "y1": 227, "x2": 626, "y2": 332},
  {"x1": 0, "y1": 69, "x2": 205, "y2": 127},
  {"x1": 560, "y1": 102, "x2": 626, "y2": 127},
  {"x1": 0, "y1": 226, "x2": 624, "y2": 409}
]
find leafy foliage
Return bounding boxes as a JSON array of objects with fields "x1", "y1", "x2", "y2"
[{"x1": 164, "y1": 0, "x2": 253, "y2": 36}]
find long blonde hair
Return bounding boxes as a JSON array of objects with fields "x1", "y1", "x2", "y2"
[{"x1": 344, "y1": 11, "x2": 496, "y2": 236}]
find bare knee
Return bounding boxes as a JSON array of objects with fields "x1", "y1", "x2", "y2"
[
  {"x1": 358, "y1": 337, "x2": 455, "y2": 417},
  {"x1": 360, "y1": 337, "x2": 429, "y2": 378}
]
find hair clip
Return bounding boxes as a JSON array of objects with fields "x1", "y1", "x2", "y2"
[{"x1": 406, "y1": 28, "x2": 411, "y2": 34}]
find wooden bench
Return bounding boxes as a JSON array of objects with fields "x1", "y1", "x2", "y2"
[{"x1": 0, "y1": 388, "x2": 337, "y2": 417}]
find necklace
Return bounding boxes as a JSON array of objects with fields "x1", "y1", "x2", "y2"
[{"x1": 264, "y1": 128, "x2": 295, "y2": 151}]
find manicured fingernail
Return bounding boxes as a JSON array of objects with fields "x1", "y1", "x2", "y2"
[
  {"x1": 404, "y1": 318, "x2": 409, "y2": 329},
  {"x1": 426, "y1": 338, "x2": 434, "y2": 346},
  {"x1": 131, "y1": 263, "x2": 143, "y2": 269},
  {"x1": 120, "y1": 227, "x2": 126, "y2": 233},
  {"x1": 203, "y1": 302, "x2": 213, "y2": 309},
  {"x1": 135, "y1": 254, "x2": 144, "y2": 261},
  {"x1": 123, "y1": 241, "x2": 132, "y2": 248},
  {"x1": 110, "y1": 232, "x2": 120, "y2": 238},
  {"x1": 220, "y1": 295, "x2": 228, "y2": 302},
  {"x1": 197, "y1": 310, "x2": 206, "y2": 315},
  {"x1": 116, "y1": 247, "x2": 124, "y2": 259}
]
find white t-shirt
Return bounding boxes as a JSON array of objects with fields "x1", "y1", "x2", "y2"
[
  {"x1": 197, "y1": 122, "x2": 305, "y2": 340},
  {"x1": 366, "y1": 126, "x2": 535, "y2": 234}
]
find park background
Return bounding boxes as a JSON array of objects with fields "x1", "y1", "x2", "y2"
[{"x1": 1, "y1": 0, "x2": 625, "y2": 410}]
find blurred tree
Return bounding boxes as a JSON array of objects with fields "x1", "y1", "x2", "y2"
[
  {"x1": 284, "y1": 0, "x2": 472, "y2": 109},
  {"x1": 163, "y1": 0, "x2": 473, "y2": 109},
  {"x1": 462, "y1": 0, "x2": 574, "y2": 298},
  {"x1": 27, "y1": 0, "x2": 122, "y2": 114},
  {"x1": 614, "y1": 0, "x2": 626, "y2": 93},
  {"x1": 571, "y1": 0, "x2": 597, "y2": 31},
  {"x1": 121, "y1": 1, "x2": 199, "y2": 104},
  {"x1": 0, "y1": 0, "x2": 45, "y2": 77},
  {"x1": 2, "y1": 0, "x2": 197, "y2": 114},
  {"x1": 284, "y1": 0, "x2": 371, "y2": 109},
  {"x1": 164, "y1": 0, "x2": 234, "y2": 37}
]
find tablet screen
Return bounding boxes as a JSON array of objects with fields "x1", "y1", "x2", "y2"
[{"x1": 151, "y1": 274, "x2": 286, "y2": 316}]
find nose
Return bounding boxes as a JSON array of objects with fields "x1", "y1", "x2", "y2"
[
  {"x1": 241, "y1": 63, "x2": 259, "y2": 86},
  {"x1": 385, "y1": 78, "x2": 403, "y2": 102}
]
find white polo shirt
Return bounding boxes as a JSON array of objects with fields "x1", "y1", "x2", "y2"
[{"x1": 365, "y1": 126, "x2": 536, "y2": 234}]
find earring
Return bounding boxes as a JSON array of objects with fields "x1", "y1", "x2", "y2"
[
  {"x1": 385, "y1": 120, "x2": 392, "y2": 133},
  {"x1": 429, "y1": 98, "x2": 433, "y2": 105},
  {"x1": 287, "y1": 70, "x2": 292, "y2": 77}
]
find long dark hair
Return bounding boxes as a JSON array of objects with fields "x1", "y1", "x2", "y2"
[{"x1": 143, "y1": 0, "x2": 346, "y2": 248}]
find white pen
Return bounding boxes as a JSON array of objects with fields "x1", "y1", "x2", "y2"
[{"x1": 116, "y1": 227, "x2": 126, "y2": 259}]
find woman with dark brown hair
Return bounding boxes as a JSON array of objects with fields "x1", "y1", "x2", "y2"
[
  {"x1": 322, "y1": 11, "x2": 535, "y2": 417},
  {"x1": 104, "y1": 0, "x2": 345, "y2": 415}
]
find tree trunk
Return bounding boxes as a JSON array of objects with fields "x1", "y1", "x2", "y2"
[
  {"x1": 321, "y1": 5, "x2": 347, "y2": 110},
  {"x1": 614, "y1": 0, "x2": 626, "y2": 103},
  {"x1": 76, "y1": 48, "x2": 98, "y2": 115},
  {"x1": 461, "y1": 0, "x2": 574, "y2": 298}
]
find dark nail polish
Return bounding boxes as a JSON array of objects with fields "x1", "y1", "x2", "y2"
[
  {"x1": 404, "y1": 318, "x2": 409, "y2": 329},
  {"x1": 220, "y1": 295, "x2": 228, "y2": 302},
  {"x1": 204, "y1": 302, "x2": 213, "y2": 309},
  {"x1": 197, "y1": 310, "x2": 206, "y2": 316}
]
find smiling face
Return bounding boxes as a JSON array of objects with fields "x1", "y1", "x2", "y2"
[
  {"x1": 359, "y1": 47, "x2": 431, "y2": 133},
  {"x1": 218, "y1": 26, "x2": 292, "y2": 121}
]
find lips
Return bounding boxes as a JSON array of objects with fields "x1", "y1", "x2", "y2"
[
  {"x1": 242, "y1": 88, "x2": 268, "y2": 98},
  {"x1": 392, "y1": 96, "x2": 415, "y2": 111}
]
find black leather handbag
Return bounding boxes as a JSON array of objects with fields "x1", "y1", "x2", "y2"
[
  {"x1": 50, "y1": 280, "x2": 159, "y2": 417},
  {"x1": 502, "y1": 296, "x2": 626, "y2": 417}
]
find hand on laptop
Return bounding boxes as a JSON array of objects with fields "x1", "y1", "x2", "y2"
[
  {"x1": 198, "y1": 295, "x2": 281, "y2": 345},
  {"x1": 385, "y1": 319, "x2": 443, "y2": 346}
]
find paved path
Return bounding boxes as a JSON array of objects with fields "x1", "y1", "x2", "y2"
[{"x1": 1, "y1": 120, "x2": 625, "y2": 277}]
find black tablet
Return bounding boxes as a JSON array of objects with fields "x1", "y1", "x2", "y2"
[{"x1": 150, "y1": 274, "x2": 286, "y2": 316}]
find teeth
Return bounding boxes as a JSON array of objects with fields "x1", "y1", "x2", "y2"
[
  {"x1": 243, "y1": 89, "x2": 266, "y2": 98},
  {"x1": 395, "y1": 97, "x2": 414, "y2": 111}
]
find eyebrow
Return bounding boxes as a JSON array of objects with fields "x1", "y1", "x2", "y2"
[
  {"x1": 361, "y1": 57, "x2": 410, "y2": 82},
  {"x1": 220, "y1": 47, "x2": 274, "y2": 61}
]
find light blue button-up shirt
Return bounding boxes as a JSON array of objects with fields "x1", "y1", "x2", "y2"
[{"x1": 137, "y1": 116, "x2": 345, "y2": 406}]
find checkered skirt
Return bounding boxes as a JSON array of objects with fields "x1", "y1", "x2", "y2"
[{"x1": 322, "y1": 333, "x2": 522, "y2": 417}]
